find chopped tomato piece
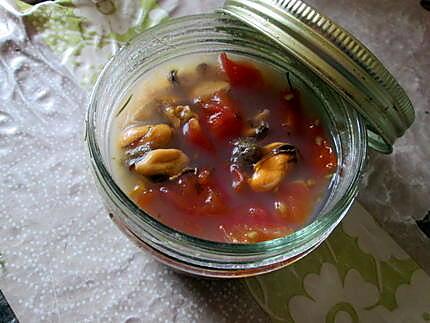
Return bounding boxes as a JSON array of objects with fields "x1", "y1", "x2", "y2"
[
  {"x1": 299, "y1": 117, "x2": 336, "y2": 175},
  {"x1": 310, "y1": 138, "x2": 337, "y2": 176},
  {"x1": 219, "y1": 53, "x2": 264, "y2": 89},
  {"x1": 209, "y1": 90, "x2": 240, "y2": 112},
  {"x1": 207, "y1": 104, "x2": 241, "y2": 138},
  {"x1": 201, "y1": 92, "x2": 243, "y2": 139},
  {"x1": 159, "y1": 179, "x2": 195, "y2": 213},
  {"x1": 183, "y1": 118, "x2": 214, "y2": 151},
  {"x1": 199, "y1": 186, "x2": 226, "y2": 214},
  {"x1": 277, "y1": 181, "x2": 312, "y2": 225},
  {"x1": 130, "y1": 185, "x2": 156, "y2": 208},
  {"x1": 160, "y1": 171, "x2": 227, "y2": 215}
]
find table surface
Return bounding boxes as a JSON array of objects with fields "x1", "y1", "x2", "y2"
[{"x1": 0, "y1": 0, "x2": 429, "y2": 322}]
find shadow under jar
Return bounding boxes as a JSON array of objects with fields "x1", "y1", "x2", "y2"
[{"x1": 85, "y1": 4, "x2": 413, "y2": 278}]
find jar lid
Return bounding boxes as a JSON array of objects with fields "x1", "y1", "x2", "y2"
[{"x1": 220, "y1": 0, "x2": 415, "y2": 153}]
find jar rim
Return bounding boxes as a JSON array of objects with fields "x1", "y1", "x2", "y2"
[{"x1": 86, "y1": 13, "x2": 368, "y2": 265}]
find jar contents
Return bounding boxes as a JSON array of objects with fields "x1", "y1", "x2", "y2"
[{"x1": 110, "y1": 53, "x2": 337, "y2": 243}]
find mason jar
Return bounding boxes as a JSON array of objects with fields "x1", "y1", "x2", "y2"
[{"x1": 85, "y1": 1, "x2": 413, "y2": 278}]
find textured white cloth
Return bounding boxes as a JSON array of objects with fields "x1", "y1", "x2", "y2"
[{"x1": 0, "y1": 4, "x2": 266, "y2": 322}]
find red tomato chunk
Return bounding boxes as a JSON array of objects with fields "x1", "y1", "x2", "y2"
[{"x1": 220, "y1": 53, "x2": 264, "y2": 89}]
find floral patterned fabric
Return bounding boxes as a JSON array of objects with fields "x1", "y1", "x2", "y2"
[
  {"x1": 0, "y1": 1, "x2": 429, "y2": 322},
  {"x1": 12, "y1": 0, "x2": 175, "y2": 84},
  {"x1": 246, "y1": 204, "x2": 430, "y2": 322}
]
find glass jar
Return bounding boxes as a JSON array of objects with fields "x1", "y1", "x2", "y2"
[{"x1": 85, "y1": 13, "x2": 370, "y2": 278}]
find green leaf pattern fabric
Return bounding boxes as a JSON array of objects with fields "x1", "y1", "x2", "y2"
[
  {"x1": 14, "y1": 0, "x2": 174, "y2": 85},
  {"x1": 246, "y1": 204, "x2": 430, "y2": 322}
]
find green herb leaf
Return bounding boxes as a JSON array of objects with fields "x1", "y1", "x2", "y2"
[{"x1": 116, "y1": 95, "x2": 133, "y2": 117}]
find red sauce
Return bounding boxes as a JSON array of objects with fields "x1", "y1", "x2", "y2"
[{"x1": 119, "y1": 53, "x2": 336, "y2": 243}]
